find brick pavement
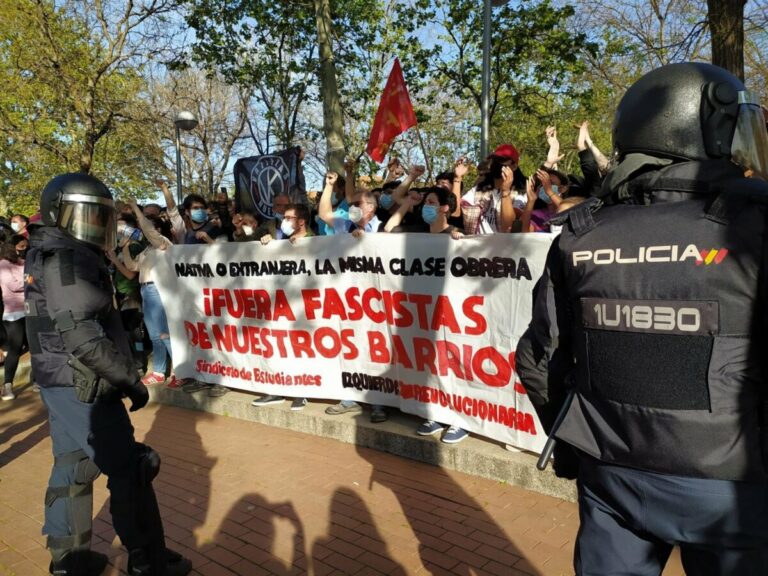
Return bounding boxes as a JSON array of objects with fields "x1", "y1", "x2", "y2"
[{"x1": 0, "y1": 382, "x2": 686, "y2": 576}]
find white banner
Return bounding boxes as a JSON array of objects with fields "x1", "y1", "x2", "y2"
[{"x1": 153, "y1": 233, "x2": 555, "y2": 452}]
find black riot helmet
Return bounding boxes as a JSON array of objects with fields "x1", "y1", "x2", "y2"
[
  {"x1": 613, "y1": 62, "x2": 768, "y2": 180},
  {"x1": 40, "y1": 173, "x2": 117, "y2": 249}
]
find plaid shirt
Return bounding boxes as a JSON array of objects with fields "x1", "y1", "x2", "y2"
[{"x1": 460, "y1": 188, "x2": 503, "y2": 235}]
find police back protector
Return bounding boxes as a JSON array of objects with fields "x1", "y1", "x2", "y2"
[{"x1": 555, "y1": 162, "x2": 768, "y2": 481}]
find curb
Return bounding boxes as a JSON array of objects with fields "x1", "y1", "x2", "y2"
[{"x1": 148, "y1": 385, "x2": 577, "y2": 502}]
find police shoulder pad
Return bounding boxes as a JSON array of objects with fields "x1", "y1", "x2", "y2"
[
  {"x1": 705, "y1": 178, "x2": 768, "y2": 224},
  {"x1": 548, "y1": 196, "x2": 603, "y2": 237}
]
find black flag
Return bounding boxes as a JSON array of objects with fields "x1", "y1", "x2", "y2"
[{"x1": 233, "y1": 146, "x2": 306, "y2": 219}]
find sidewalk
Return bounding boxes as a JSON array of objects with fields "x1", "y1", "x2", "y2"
[{"x1": 0, "y1": 379, "x2": 685, "y2": 575}]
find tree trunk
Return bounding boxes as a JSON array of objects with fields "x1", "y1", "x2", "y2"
[
  {"x1": 314, "y1": 0, "x2": 346, "y2": 174},
  {"x1": 707, "y1": 0, "x2": 746, "y2": 81}
]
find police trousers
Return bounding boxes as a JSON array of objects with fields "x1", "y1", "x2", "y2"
[
  {"x1": 575, "y1": 456, "x2": 768, "y2": 575},
  {"x1": 40, "y1": 386, "x2": 164, "y2": 554}
]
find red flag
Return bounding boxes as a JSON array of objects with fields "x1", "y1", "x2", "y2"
[{"x1": 366, "y1": 58, "x2": 417, "y2": 162}]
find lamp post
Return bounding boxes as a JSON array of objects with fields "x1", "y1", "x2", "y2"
[
  {"x1": 480, "y1": 0, "x2": 509, "y2": 160},
  {"x1": 174, "y1": 111, "x2": 198, "y2": 205}
]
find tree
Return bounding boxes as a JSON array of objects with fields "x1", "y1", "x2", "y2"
[
  {"x1": 148, "y1": 70, "x2": 253, "y2": 198},
  {"x1": 0, "y1": 0, "x2": 181, "y2": 210},
  {"x1": 383, "y1": 0, "x2": 598, "y2": 165},
  {"x1": 185, "y1": 1, "x2": 319, "y2": 151},
  {"x1": 707, "y1": 0, "x2": 747, "y2": 79},
  {"x1": 183, "y1": 0, "x2": 416, "y2": 175}
]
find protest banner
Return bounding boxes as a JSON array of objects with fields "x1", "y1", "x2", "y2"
[{"x1": 153, "y1": 232, "x2": 555, "y2": 452}]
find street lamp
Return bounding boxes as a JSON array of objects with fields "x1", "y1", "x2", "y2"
[
  {"x1": 480, "y1": 0, "x2": 509, "y2": 160},
  {"x1": 174, "y1": 110, "x2": 199, "y2": 204}
]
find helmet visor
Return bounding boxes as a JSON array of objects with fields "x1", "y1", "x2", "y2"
[
  {"x1": 731, "y1": 91, "x2": 768, "y2": 181},
  {"x1": 58, "y1": 194, "x2": 116, "y2": 249}
]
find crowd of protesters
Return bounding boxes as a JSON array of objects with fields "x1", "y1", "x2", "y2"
[{"x1": 0, "y1": 123, "x2": 608, "y2": 444}]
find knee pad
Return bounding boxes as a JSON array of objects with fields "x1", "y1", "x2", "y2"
[
  {"x1": 134, "y1": 443, "x2": 161, "y2": 487},
  {"x1": 46, "y1": 450, "x2": 100, "y2": 554},
  {"x1": 74, "y1": 456, "x2": 101, "y2": 485}
]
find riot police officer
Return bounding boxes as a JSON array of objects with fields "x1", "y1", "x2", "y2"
[
  {"x1": 516, "y1": 62, "x2": 768, "y2": 575},
  {"x1": 25, "y1": 173, "x2": 191, "y2": 576}
]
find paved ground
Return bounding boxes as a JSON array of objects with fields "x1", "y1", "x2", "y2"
[{"x1": 0, "y1": 378, "x2": 686, "y2": 575}]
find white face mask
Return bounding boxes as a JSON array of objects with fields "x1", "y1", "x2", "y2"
[
  {"x1": 11, "y1": 222, "x2": 21, "y2": 233},
  {"x1": 242, "y1": 225, "x2": 254, "y2": 236},
  {"x1": 280, "y1": 219, "x2": 295, "y2": 237},
  {"x1": 348, "y1": 206, "x2": 363, "y2": 224}
]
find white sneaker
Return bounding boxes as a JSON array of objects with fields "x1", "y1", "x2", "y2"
[{"x1": 1, "y1": 383, "x2": 15, "y2": 401}]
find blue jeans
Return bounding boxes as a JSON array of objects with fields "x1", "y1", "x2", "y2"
[{"x1": 140, "y1": 283, "x2": 172, "y2": 375}]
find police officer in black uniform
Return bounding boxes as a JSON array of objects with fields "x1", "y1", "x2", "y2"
[
  {"x1": 516, "y1": 62, "x2": 768, "y2": 575},
  {"x1": 25, "y1": 173, "x2": 191, "y2": 576}
]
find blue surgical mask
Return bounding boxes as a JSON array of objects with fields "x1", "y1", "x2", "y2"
[
  {"x1": 422, "y1": 205, "x2": 439, "y2": 224},
  {"x1": 537, "y1": 185, "x2": 560, "y2": 204},
  {"x1": 379, "y1": 194, "x2": 394, "y2": 210},
  {"x1": 190, "y1": 208, "x2": 208, "y2": 223},
  {"x1": 274, "y1": 212, "x2": 284, "y2": 222}
]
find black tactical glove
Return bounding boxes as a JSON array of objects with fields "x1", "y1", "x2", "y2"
[
  {"x1": 126, "y1": 381, "x2": 149, "y2": 412},
  {"x1": 552, "y1": 442, "x2": 580, "y2": 480}
]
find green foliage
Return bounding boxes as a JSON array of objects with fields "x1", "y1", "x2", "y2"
[
  {"x1": 0, "y1": 0, "x2": 166, "y2": 214},
  {"x1": 394, "y1": 0, "x2": 598, "y2": 145}
]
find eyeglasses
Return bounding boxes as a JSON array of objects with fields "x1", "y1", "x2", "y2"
[{"x1": 283, "y1": 216, "x2": 298, "y2": 221}]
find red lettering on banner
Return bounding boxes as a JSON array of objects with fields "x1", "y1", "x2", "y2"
[
  {"x1": 299, "y1": 288, "x2": 488, "y2": 335},
  {"x1": 368, "y1": 331, "x2": 390, "y2": 363},
  {"x1": 323, "y1": 288, "x2": 347, "y2": 320},
  {"x1": 407, "y1": 293, "x2": 432, "y2": 329},
  {"x1": 288, "y1": 330, "x2": 313, "y2": 358},
  {"x1": 392, "y1": 291, "x2": 413, "y2": 327},
  {"x1": 344, "y1": 287, "x2": 364, "y2": 321},
  {"x1": 392, "y1": 335, "x2": 414, "y2": 369},
  {"x1": 413, "y1": 337, "x2": 437, "y2": 373},
  {"x1": 436, "y1": 341, "x2": 464, "y2": 379},
  {"x1": 273, "y1": 292, "x2": 295, "y2": 320},
  {"x1": 271, "y1": 329, "x2": 289, "y2": 357},
  {"x1": 204, "y1": 288, "x2": 295, "y2": 321},
  {"x1": 362, "y1": 288, "x2": 386, "y2": 323},
  {"x1": 431, "y1": 295, "x2": 460, "y2": 332},
  {"x1": 260, "y1": 327, "x2": 274, "y2": 357},
  {"x1": 473, "y1": 347, "x2": 511, "y2": 387},
  {"x1": 185, "y1": 321, "x2": 212, "y2": 349},
  {"x1": 203, "y1": 288, "x2": 211, "y2": 315},
  {"x1": 462, "y1": 344, "x2": 474, "y2": 381},
  {"x1": 302, "y1": 289, "x2": 322, "y2": 320},
  {"x1": 499, "y1": 406, "x2": 509, "y2": 427},
  {"x1": 314, "y1": 326, "x2": 342, "y2": 358},
  {"x1": 463, "y1": 296, "x2": 487, "y2": 335},
  {"x1": 339, "y1": 329, "x2": 358, "y2": 359},
  {"x1": 212, "y1": 323, "x2": 231, "y2": 351},
  {"x1": 246, "y1": 326, "x2": 262, "y2": 355},
  {"x1": 205, "y1": 323, "x2": 359, "y2": 360}
]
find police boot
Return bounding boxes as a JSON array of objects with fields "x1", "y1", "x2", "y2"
[
  {"x1": 48, "y1": 550, "x2": 108, "y2": 576},
  {"x1": 127, "y1": 548, "x2": 191, "y2": 576}
]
